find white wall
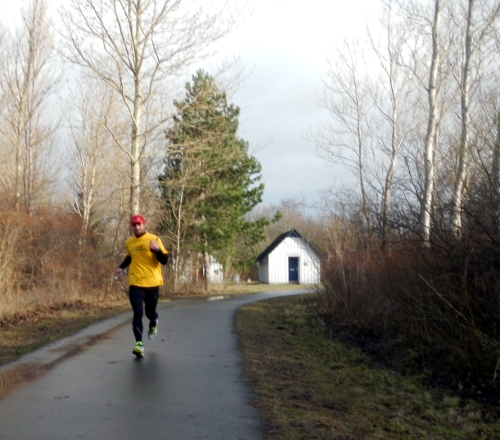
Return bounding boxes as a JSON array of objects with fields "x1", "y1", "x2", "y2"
[
  {"x1": 265, "y1": 237, "x2": 320, "y2": 284},
  {"x1": 207, "y1": 256, "x2": 223, "y2": 284},
  {"x1": 258, "y1": 259, "x2": 269, "y2": 283}
]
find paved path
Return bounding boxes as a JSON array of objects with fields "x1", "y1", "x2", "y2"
[{"x1": 0, "y1": 290, "x2": 310, "y2": 440}]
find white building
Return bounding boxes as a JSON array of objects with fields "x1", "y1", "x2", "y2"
[
  {"x1": 256, "y1": 230, "x2": 321, "y2": 284},
  {"x1": 206, "y1": 255, "x2": 223, "y2": 284},
  {"x1": 177, "y1": 253, "x2": 223, "y2": 284}
]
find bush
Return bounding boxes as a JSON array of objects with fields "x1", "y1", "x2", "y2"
[
  {"x1": 0, "y1": 211, "x2": 124, "y2": 319},
  {"x1": 320, "y1": 237, "x2": 500, "y2": 396}
]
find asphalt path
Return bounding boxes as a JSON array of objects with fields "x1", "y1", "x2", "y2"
[{"x1": 0, "y1": 289, "x2": 311, "y2": 440}]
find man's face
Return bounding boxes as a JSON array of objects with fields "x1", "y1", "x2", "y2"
[{"x1": 131, "y1": 222, "x2": 146, "y2": 236}]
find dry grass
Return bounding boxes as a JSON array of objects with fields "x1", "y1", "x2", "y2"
[
  {"x1": 220, "y1": 282, "x2": 313, "y2": 295},
  {"x1": 166, "y1": 281, "x2": 311, "y2": 298},
  {"x1": 0, "y1": 299, "x2": 130, "y2": 366},
  {"x1": 236, "y1": 293, "x2": 500, "y2": 440}
]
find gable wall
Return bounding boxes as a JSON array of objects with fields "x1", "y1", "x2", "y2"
[
  {"x1": 258, "y1": 259, "x2": 269, "y2": 283},
  {"x1": 267, "y1": 237, "x2": 320, "y2": 284}
]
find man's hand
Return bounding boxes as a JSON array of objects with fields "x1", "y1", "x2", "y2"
[
  {"x1": 150, "y1": 239, "x2": 160, "y2": 252},
  {"x1": 114, "y1": 268, "x2": 124, "y2": 279}
]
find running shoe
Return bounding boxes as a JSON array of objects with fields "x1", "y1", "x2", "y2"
[
  {"x1": 148, "y1": 321, "x2": 158, "y2": 340},
  {"x1": 133, "y1": 341, "x2": 144, "y2": 358}
]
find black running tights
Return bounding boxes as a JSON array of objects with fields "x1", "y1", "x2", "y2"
[{"x1": 128, "y1": 285, "x2": 159, "y2": 342}]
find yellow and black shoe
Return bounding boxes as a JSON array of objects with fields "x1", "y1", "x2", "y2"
[
  {"x1": 133, "y1": 341, "x2": 144, "y2": 358},
  {"x1": 148, "y1": 321, "x2": 158, "y2": 340}
]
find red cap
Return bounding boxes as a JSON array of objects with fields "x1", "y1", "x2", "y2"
[{"x1": 130, "y1": 215, "x2": 145, "y2": 225}]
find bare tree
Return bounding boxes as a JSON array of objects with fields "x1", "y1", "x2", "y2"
[
  {"x1": 417, "y1": 0, "x2": 443, "y2": 245},
  {"x1": 65, "y1": 72, "x2": 133, "y2": 283},
  {"x1": 490, "y1": 109, "x2": 500, "y2": 240},
  {"x1": 0, "y1": 0, "x2": 59, "y2": 214},
  {"x1": 59, "y1": 0, "x2": 238, "y2": 216},
  {"x1": 449, "y1": 0, "x2": 500, "y2": 236},
  {"x1": 67, "y1": 73, "x2": 122, "y2": 233},
  {"x1": 368, "y1": 0, "x2": 411, "y2": 250},
  {"x1": 488, "y1": 27, "x2": 500, "y2": 241},
  {"x1": 315, "y1": 40, "x2": 374, "y2": 248}
]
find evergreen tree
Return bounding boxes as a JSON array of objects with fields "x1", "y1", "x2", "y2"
[{"x1": 160, "y1": 70, "x2": 267, "y2": 288}]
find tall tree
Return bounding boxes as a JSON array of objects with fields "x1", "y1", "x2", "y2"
[
  {"x1": 160, "y1": 70, "x2": 266, "y2": 289},
  {"x1": 418, "y1": 0, "x2": 442, "y2": 245},
  {"x1": 369, "y1": 0, "x2": 410, "y2": 251},
  {"x1": 60, "y1": 0, "x2": 237, "y2": 216},
  {"x1": 315, "y1": 40, "x2": 373, "y2": 249},
  {"x1": 1, "y1": 0, "x2": 58, "y2": 214},
  {"x1": 65, "y1": 72, "x2": 131, "y2": 240},
  {"x1": 450, "y1": 0, "x2": 500, "y2": 236}
]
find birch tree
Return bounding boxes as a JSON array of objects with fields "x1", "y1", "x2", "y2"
[
  {"x1": 490, "y1": 109, "x2": 500, "y2": 240},
  {"x1": 1, "y1": 0, "x2": 58, "y2": 213},
  {"x1": 417, "y1": 0, "x2": 442, "y2": 245},
  {"x1": 67, "y1": 74, "x2": 122, "y2": 234},
  {"x1": 60, "y1": 0, "x2": 237, "y2": 216},
  {"x1": 66, "y1": 72, "x2": 131, "y2": 283},
  {"x1": 449, "y1": 0, "x2": 500, "y2": 236},
  {"x1": 369, "y1": 0, "x2": 410, "y2": 250},
  {"x1": 315, "y1": 41, "x2": 374, "y2": 248}
]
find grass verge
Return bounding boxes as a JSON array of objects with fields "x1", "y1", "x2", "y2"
[
  {"x1": 0, "y1": 300, "x2": 130, "y2": 366},
  {"x1": 235, "y1": 293, "x2": 500, "y2": 440}
]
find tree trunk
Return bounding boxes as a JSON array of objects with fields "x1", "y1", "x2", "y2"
[
  {"x1": 203, "y1": 249, "x2": 210, "y2": 292},
  {"x1": 420, "y1": 0, "x2": 441, "y2": 246},
  {"x1": 173, "y1": 184, "x2": 185, "y2": 293},
  {"x1": 131, "y1": 77, "x2": 143, "y2": 215},
  {"x1": 492, "y1": 113, "x2": 500, "y2": 241},
  {"x1": 381, "y1": 109, "x2": 398, "y2": 251},
  {"x1": 451, "y1": 0, "x2": 475, "y2": 237}
]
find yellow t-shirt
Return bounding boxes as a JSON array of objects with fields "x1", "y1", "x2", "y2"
[{"x1": 125, "y1": 232, "x2": 168, "y2": 287}]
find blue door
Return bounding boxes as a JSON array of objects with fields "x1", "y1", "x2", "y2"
[{"x1": 288, "y1": 257, "x2": 299, "y2": 283}]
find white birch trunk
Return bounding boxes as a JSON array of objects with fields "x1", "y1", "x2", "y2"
[
  {"x1": 492, "y1": 113, "x2": 500, "y2": 240},
  {"x1": 451, "y1": 0, "x2": 475, "y2": 237},
  {"x1": 382, "y1": 103, "x2": 398, "y2": 251},
  {"x1": 131, "y1": 76, "x2": 143, "y2": 215},
  {"x1": 378, "y1": 3, "x2": 403, "y2": 251},
  {"x1": 419, "y1": 0, "x2": 442, "y2": 245}
]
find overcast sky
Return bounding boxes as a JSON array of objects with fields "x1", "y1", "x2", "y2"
[
  {"x1": 217, "y1": 0, "x2": 381, "y2": 209},
  {"x1": 0, "y1": 0, "x2": 380, "y2": 210}
]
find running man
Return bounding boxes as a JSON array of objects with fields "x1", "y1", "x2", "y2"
[{"x1": 114, "y1": 215, "x2": 168, "y2": 358}]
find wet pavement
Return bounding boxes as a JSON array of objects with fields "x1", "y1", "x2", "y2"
[{"x1": 0, "y1": 290, "x2": 311, "y2": 440}]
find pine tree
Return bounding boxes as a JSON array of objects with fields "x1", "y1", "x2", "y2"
[{"x1": 160, "y1": 70, "x2": 267, "y2": 289}]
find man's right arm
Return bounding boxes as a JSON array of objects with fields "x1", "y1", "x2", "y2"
[
  {"x1": 114, "y1": 256, "x2": 132, "y2": 278},
  {"x1": 119, "y1": 256, "x2": 132, "y2": 269}
]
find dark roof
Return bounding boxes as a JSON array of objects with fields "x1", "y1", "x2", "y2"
[{"x1": 256, "y1": 229, "x2": 318, "y2": 261}]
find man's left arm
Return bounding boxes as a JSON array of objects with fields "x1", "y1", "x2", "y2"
[
  {"x1": 150, "y1": 237, "x2": 169, "y2": 265},
  {"x1": 153, "y1": 248, "x2": 168, "y2": 265}
]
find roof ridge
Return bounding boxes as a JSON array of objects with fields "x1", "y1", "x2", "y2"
[{"x1": 256, "y1": 229, "x2": 317, "y2": 261}]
